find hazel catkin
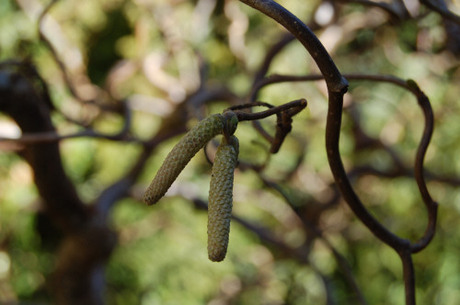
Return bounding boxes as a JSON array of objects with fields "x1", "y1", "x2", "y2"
[
  {"x1": 144, "y1": 114, "x2": 225, "y2": 205},
  {"x1": 207, "y1": 135, "x2": 239, "y2": 262}
]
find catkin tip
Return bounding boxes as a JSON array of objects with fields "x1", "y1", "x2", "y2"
[
  {"x1": 209, "y1": 252, "x2": 226, "y2": 262},
  {"x1": 143, "y1": 193, "x2": 158, "y2": 205}
]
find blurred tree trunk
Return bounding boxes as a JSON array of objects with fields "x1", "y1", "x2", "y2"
[{"x1": 0, "y1": 64, "x2": 116, "y2": 305}]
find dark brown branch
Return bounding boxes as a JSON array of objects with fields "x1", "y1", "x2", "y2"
[
  {"x1": 420, "y1": 0, "x2": 460, "y2": 25},
  {"x1": 230, "y1": 99, "x2": 307, "y2": 122},
  {"x1": 405, "y1": 80, "x2": 438, "y2": 253},
  {"x1": 399, "y1": 249, "x2": 416, "y2": 305},
  {"x1": 340, "y1": 76, "x2": 438, "y2": 253},
  {"x1": 270, "y1": 105, "x2": 305, "y2": 153},
  {"x1": 239, "y1": 0, "x2": 348, "y2": 93},
  {"x1": 337, "y1": 0, "x2": 410, "y2": 20},
  {"x1": 228, "y1": 101, "x2": 276, "y2": 144},
  {"x1": 327, "y1": 76, "x2": 437, "y2": 253},
  {"x1": 227, "y1": 99, "x2": 307, "y2": 153},
  {"x1": 251, "y1": 72, "x2": 439, "y2": 253},
  {"x1": 229, "y1": 0, "x2": 436, "y2": 295}
]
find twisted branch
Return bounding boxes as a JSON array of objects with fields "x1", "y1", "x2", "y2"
[{"x1": 238, "y1": 1, "x2": 437, "y2": 304}]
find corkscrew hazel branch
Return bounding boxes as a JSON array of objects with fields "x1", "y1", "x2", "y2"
[
  {"x1": 229, "y1": 99, "x2": 307, "y2": 122},
  {"x1": 227, "y1": 99, "x2": 307, "y2": 153}
]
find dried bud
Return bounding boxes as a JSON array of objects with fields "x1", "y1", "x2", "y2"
[
  {"x1": 144, "y1": 114, "x2": 224, "y2": 205},
  {"x1": 207, "y1": 135, "x2": 239, "y2": 262}
]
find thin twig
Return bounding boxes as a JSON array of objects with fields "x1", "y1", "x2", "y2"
[
  {"x1": 228, "y1": 99, "x2": 307, "y2": 153},
  {"x1": 230, "y1": 99, "x2": 307, "y2": 122}
]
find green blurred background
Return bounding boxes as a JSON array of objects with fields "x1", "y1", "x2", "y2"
[{"x1": 1, "y1": 0, "x2": 460, "y2": 304}]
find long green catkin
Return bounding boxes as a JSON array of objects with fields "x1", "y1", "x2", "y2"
[
  {"x1": 144, "y1": 114, "x2": 224, "y2": 205},
  {"x1": 207, "y1": 135, "x2": 239, "y2": 262}
]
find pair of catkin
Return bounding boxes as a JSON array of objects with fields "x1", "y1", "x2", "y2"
[{"x1": 144, "y1": 112, "x2": 239, "y2": 262}]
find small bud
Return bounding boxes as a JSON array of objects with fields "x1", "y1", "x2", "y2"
[
  {"x1": 207, "y1": 135, "x2": 239, "y2": 262},
  {"x1": 144, "y1": 114, "x2": 224, "y2": 205}
]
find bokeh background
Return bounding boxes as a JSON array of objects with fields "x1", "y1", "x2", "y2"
[{"x1": 1, "y1": 0, "x2": 460, "y2": 304}]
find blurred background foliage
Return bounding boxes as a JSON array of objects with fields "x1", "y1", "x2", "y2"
[{"x1": 1, "y1": 0, "x2": 460, "y2": 304}]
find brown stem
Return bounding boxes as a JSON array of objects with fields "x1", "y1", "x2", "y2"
[
  {"x1": 399, "y1": 249, "x2": 416, "y2": 305},
  {"x1": 237, "y1": 2, "x2": 437, "y2": 303},
  {"x1": 231, "y1": 99, "x2": 307, "y2": 122}
]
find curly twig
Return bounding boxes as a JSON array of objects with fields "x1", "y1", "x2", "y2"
[
  {"x1": 229, "y1": 99, "x2": 307, "y2": 121},
  {"x1": 238, "y1": 1, "x2": 436, "y2": 303},
  {"x1": 251, "y1": 72, "x2": 438, "y2": 255}
]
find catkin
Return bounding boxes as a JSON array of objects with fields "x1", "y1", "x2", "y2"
[
  {"x1": 207, "y1": 135, "x2": 239, "y2": 262},
  {"x1": 144, "y1": 114, "x2": 224, "y2": 205}
]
